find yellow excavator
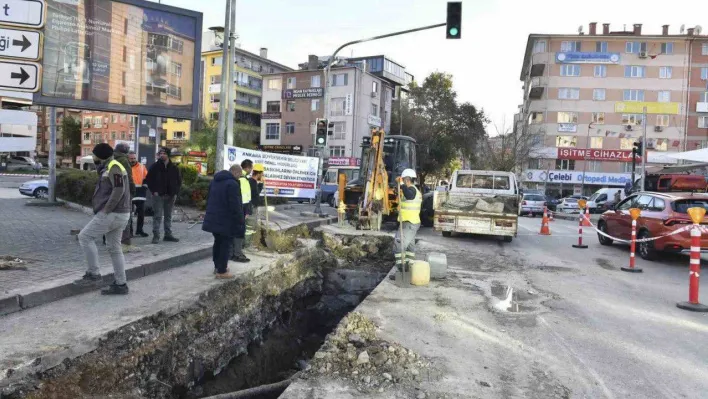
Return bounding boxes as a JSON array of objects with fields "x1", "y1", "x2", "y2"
[{"x1": 339, "y1": 128, "x2": 418, "y2": 230}]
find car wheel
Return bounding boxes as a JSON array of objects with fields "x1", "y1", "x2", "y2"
[
  {"x1": 297, "y1": 200, "x2": 304, "y2": 204},
  {"x1": 597, "y1": 221, "x2": 613, "y2": 246},
  {"x1": 637, "y1": 230, "x2": 658, "y2": 261},
  {"x1": 503, "y1": 236, "x2": 513, "y2": 243},
  {"x1": 442, "y1": 231, "x2": 452, "y2": 238},
  {"x1": 33, "y1": 187, "x2": 48, "y2": 199}
]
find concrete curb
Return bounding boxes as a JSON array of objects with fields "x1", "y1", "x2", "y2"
[{"x1": 0, "y1": 215, "x2": 337, "y2": 317}]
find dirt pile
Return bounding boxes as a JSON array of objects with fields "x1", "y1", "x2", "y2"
[{"x1": 304, "y1": 312, "x2": 430, "y2": 395}]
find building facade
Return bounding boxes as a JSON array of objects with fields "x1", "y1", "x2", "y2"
[
  {"x1": 80, "y1": 111, "x2": 136, "y2": 157},
  {"x1": 260, "y1": 55, "x2": 406, "y2": 159},
  {"x1": 519, "y1": 23, "x2": 708, "y2": 197},
  {"x1": 161, "y1": 118, "x2": 191, "y2": 149}
]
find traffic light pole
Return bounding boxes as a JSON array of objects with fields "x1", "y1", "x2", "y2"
[
  {"x1": 641, "y1": 106, "x2": 648, "y2": 191},
  {"x1": 314, "y1": 22, "x2": 447, "y2": 216}
]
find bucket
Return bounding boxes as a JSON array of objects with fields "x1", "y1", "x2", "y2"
[{"x1": 410, "y1": 260, "x2": 430, "y2": 286}]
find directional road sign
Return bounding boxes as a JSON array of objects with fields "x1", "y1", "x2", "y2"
[
  {"x1": 0, "y1": 27, "x2": 41, "y2": 60},
  {"x1": 0, "y1": 0, "x2": 45, "y2": 28},
  {"x1": 0, "y1": 59, "x2": 40, "y2": 92}
]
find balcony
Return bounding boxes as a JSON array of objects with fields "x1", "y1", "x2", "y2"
[
  {"x1": 208, "y1": 84, "x2": 221, "y2": 94},
  {"x1": 236, "y1": 81, "x2": 262, "y2": 91},
  {"x1": 697, "y1": 102, "x2": 708, "y2": 113},
  {"x1": 235, "y1": 100, "x2": 260, "y2": 110},
  {"x1": 527, "y1": 76, "x2": 546, "y2": 100}
]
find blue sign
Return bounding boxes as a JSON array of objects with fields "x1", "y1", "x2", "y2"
[{"x1": 556, "y1": 52, "x2": 620, "y2": 64}]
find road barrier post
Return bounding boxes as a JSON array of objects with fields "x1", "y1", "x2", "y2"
[
  {"x1": 621, "y1": 208, "x2": 643, "y2": 273},
  {"x1": 582, "y1": 206, "x2": 592, "y2": 227},
  {"x1": 549, "y1": 209, "x2": 554, "y2": 222},
  {"x1": 572, "y1": 199, "x2": 588, "y2": 249},
  {"x1": 677, "y1": 207, "x2": 708, "y2": 312}
]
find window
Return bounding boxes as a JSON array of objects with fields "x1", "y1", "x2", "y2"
[
  {"x1": 311, "y1": 75, "x2": 321, "y2": 88},
  {"x1": 557, "y1": 112, "x2": 578, "y2": 123},
  {"x1": 111, "y1": 131, "x2": 117, "y2": 140},
  {"x1": 265, "y1": 123, "x2": 280, "y2": 140},
  {"x1": 210, "y1": 75, "x2": 221, "y2": 84},
  {"x1": 624, "y1": 66, "x2": 646, "y2": 78},
  {"x1": 266, "y1": 101, "x2": 280, "y2": 112},
  {"x1": 593, "y1": 89, "x2": 606, "y2": 101},
  {"x1": 556, "y1": 136, "x2": 577, "y2": 147},
  {"x1": 555, "y1": 159, "x2": 575, "y2": 170},
  {"x1": 592, "y1": 112, "x2": 605, "y2": 124},
  {"x1": 558, "y1": 88, "x2": 580, "y2": 100},
  {"x1": 170, "y1": 62, "x2": 182, "y2": 77},
  {"x1": 83, "y1": 132, "x2": 90, "y2": 141},
  {"x1": 311, "y1": 99, "x2": 320, "y2": 111},
  {"x1": 560, "y1": 65, "x2": 581, "y2": 76},
  {"x1": 331, "y1": 97, "x2": 345, "y2": 116},
  {"x1": 621, "y1": 162, "x2": 634, "y2": 173},
  {"x1": 267, "y1": 78, "x2": 281, "y2": 90},
  {"x1": 701, "y1": 92, "x2": 708, "y2": 103},
  {"x1": 209, "y1": 94, "x2": 220, "y2": 103},
  {"x1": 529, "y1": 112, "x2": 544, "y2": 124},
  {"x1": 212, "y1": 56, "x2": 222, "y2": 66},
  {"x1": 332, "y1": 73, "x2": 348, "y2": 86},
  {"x1": 528, "y1": 159, "x2": 542, "y2": 169},
  {"x1": 702, "y1": 43, "x2": 708, "y2": 55},
  {"x1": 173, "y1": 131, "x2": 185, "y2": 140},
  {"x1": 120, "y1": 132, "x2": 126, "y2": 140},
  {"x1": 332, "y1": 121, "x2": 346, "y2": 140},
  {"x1": 651, "y1": 198, "x2": 666, "y2": 212},
  {"x1": 111, "y1": 114, "x2": 117, "y2": 123},
  {"x1": 701, "y1": 68, "x2": 708, "y2": 80},
  {"x1": 659, "y1": 67, "x2": 672, "y2": 79},
  {"x1": 533, "y1": 40, "x2": 546, "y2": 53},
  {"x1": 285, "y1": 122, "x2": 295, "y2": 135},
  {"x1": 625, "y1": 41, "x2": 647, "y2": 53},
  {"x1": 623, "y1": 89, "x2": 645, "y2": 101},
  {"x1": 661, "y1": 42, "x2": 673, "y2": 54},
  {"x1": 635, "y1": 195, "x2": 654, "y2": 210},
  {"x1": 83, "y1": 117, "x2": 91, "y2": 128},
  {"x1": 595, "y1": 41, "x2": 608, "y2": 52},
  {"x1": 286, "y1": 77, "x2": 296, "y2": 89},
  {"x1": 590, "y1": 136, "x2": 604, "y2": 148},
  {"x1": 587, "y1": 160, "x2": 601, "y2": 172},
  {"x1": 120, "y1": 114, "x2": 127, "y2": 122},
  {"x1": 370, "y1": 104, "x2": 378, "y2": 116},
  {"x1": 372, "y1": 81, "x2": 379, "y2": 94},
  {"x1": 560, "y1": 41, "x2": 581, "y2": 52},
  {"x1": 286, "y1": 101, "x2": 295, "y2": 112},
  {"x1": 656, "y1": 115, "x2": 670, "y2": 127},
  {"x1": 622, "y1": 114, "x2": 644, "y2": 125},
  {"x1": 658, "y1": 91, "x2": 671, "y2": 103},
  {"x1": 594, "y1": 65, "x2": 607, "y2": 77},
  {"x1": 699, "y1": 116, "x2": 708, "y2": 128},
  {"x1": 329, "y1": 146, "x2": 345, "y2": 157},
  {"x1": 620, "y1": 138, "x2": 635, "y2": 150}
]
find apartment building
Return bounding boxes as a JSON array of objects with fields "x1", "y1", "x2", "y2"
[
  {"x1": 519, "y1": 23, "x2": 708, "y2": 197},
  {"x1": 200, "y1": 34, "x2": 292, "y2": 146},
  {"x1": 260, "y1": 55, "x2": 403, "y2": 159},
  {"x1": 80, "y1": 111, "x2": 136, "y2": 157},
  {"x1": 161, "y1": 118, "x2": 191, "y2": 149}
]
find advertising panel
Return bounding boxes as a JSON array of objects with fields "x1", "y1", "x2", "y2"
[
  {"x1": 282, "y1": 88, "x2": 323, "y2": 99},
  {"x1": 614, "y1": 101, "x2": 680, "y2": 115},
  {"x1": 224, "y1": 146, "x2": 319, "y2": 199},
  {"x1": 327, "y1": 157, "x2": 360, "y2": 167},
  {"x1": 557, "y1": 148, "x2": 635, "y2": 162},
  {"x1": 557, "y1": 123, "x2": 577, "y2": 132},
  {"x1": 34, "y1": 0, "x2": 202, "y2": 119},
  {"x1": 555, "y1": 52, "x2": 620, "y2": 64},
  {"x1": 524, "y1": 169, "x2": 632, "y2": 186}
]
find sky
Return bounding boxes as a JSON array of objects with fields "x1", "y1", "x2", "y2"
[{"x1": 159, "y1": 0, "x2": 708, "y2": 128}]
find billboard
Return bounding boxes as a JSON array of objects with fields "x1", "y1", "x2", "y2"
[
  {"x1": 34, "y1": 0, "x2": 202, "y2": 119},
  {"x1": 224, "y1": 146, "x2": 320, "y2": 199}
]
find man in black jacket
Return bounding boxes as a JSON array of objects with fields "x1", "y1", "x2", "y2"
[
  {"x1": 146, "y1": 147, "x2": 182, "y2": 244},
  {"x1": 202, "y1": 165, "x2": 244, "y2": 279}
]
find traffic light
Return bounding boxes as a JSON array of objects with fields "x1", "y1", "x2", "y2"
[
  {"x1": 315, "y1": 118, "x2": 327, "y2": 146},
  {"x1": 446, "y1": 2, "x2": 462, "y2": 39},
  {"x1": 633, "y1": 141, "x2": 643, "y2": 156}
]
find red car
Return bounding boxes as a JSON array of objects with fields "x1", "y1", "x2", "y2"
[{"x1": 597, "y1": 192, "x2": 708, "y2": 260}]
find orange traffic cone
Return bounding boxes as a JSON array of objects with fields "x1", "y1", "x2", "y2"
[
  {"x1": 539, "y1": 207, "x2": 551, "y2": 235},
  {"x1": 549, "y1": 209, "x2": 555, "y2": 222},
  {"x1": 581, "y1": 207, "x2": 592, "y2": 227}
]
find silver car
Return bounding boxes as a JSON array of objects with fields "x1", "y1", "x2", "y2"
[
  {"x1": 19, "y1": 179, "x2": 49, "y2": 198},
  {"x1": 520, "y1": 194, "x2": 546, "y2": 216},
  {"x1": 557, "y1": 197, "x2": 581, "y2": 213}
]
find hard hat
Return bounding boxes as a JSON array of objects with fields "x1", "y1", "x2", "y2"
[
  {"x1": 401, "y1": 169, "x2": 417, "y2": 179},
  {"x1": 253, "y1": 163, "x2": 265, "y2": 172}
]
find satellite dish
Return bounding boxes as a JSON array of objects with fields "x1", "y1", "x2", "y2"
[
  {"x1": 578, "y1": 25, "x2": 583, "y2": 34},
  {"x1": 680, "y1": 24, "x2": 686, "y2": 34},
  {"x1": 696, "y1": 25, "x2": 703, "y2": 35}
]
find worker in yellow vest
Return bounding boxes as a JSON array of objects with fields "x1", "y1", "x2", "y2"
[
  {"x1": 231, "y1": 159, "x2": 253, "y2": 262},
  {"x1": 394, "y1": 168, "x2": 422, "y2": 270}
]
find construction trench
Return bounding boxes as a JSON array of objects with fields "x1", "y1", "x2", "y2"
[{"x1": 1, "y1": 226, "x2": 407, "y2": 399}]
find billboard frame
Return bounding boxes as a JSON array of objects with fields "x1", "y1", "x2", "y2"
[{"x1": 32, "y1": 0, "x2": 203, "y2": 120}]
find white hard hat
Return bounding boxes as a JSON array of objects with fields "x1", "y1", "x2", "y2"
[{"x1": 401, "y1": 169, "x2": 417, "y2": 179}]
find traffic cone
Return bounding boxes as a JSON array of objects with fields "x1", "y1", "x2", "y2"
[
  {"x1": 549, "y1": 210, "x2": 555, "y2": 222},
  {"x1": 581, "y1": 207, "x2": 592, "y2": 227},
  {"x1": 539, "y1": 207, "x2": 551, "y2": 235}
]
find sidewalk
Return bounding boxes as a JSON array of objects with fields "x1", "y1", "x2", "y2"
[{"x1": 0, "y1": 188, "x2": 335, "y2": 315}]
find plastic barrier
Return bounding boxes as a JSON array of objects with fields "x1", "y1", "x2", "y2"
[
  {"x1": 573, "y1": 200, "x2": 589, "y2": 249},
  {"x1": 621, "y1": 208, "x2": 643, "y2": 273},
  {"x1": 677, "y1": 207, "x2": 708, "y2": 312}
]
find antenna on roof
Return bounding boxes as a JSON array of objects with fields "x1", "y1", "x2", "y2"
[
  {"x1": 680, "y1": 24, "x2": 686, "y2": 34},
  {"x1": 696, "y1": 25, "x2": 703, "y2": 35},
  {"x1": 578, "y1": 25, "x2": 583, "y2": 34}
]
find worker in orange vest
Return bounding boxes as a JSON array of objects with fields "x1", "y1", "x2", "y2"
[{"x1": 128, "y1": 151, "x2": 149, "y2": 237}]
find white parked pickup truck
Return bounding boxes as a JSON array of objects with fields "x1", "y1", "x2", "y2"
[{"x1": 433, "y1": 170, "x2": 520, "y2": 242}]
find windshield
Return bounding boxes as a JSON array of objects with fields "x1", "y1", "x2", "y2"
[
  {"x1": 564, "y1": 198, "x2": 578, "y2": 203},
  {"x1": 672, "y1": 199, "x2": 708, "y2": 214},
  {"x1": 524, "y1": 195, "x2": 545, "y2": 201},
  {"x1": 589, "y1": 193, "x2": 600, "y2": 201}
]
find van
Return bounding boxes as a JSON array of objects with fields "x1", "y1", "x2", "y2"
[
  {"x1": 323, "y1": 166, "x2": 360, "y2": 207},
  {"x1": 79, "y1": 156, "x2": 96, "y2": 171},
  {"x1": 587, "y1": 188, "x2": 625, "y2": 213}
]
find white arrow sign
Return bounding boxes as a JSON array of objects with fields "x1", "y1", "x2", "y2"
[
  {"x1": 0, "y1": 28, "x2": 41, "y2": 60},
  {"x1": 0, "y1": 0, "x2": 45, "y2": 28},
  {"x1": 0, "y1": 59, "x2": 40, "y2": 92}
]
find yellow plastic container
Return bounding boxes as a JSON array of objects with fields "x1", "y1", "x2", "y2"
[{"x1": 409, "y1": 260, "x2": 431, "y2": 286}]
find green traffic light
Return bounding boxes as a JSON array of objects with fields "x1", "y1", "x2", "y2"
[{"x1": 449, "y1": 27, "x2": 459, "y2": 36}]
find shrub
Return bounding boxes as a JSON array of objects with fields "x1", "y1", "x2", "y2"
[
  {"x1": 177, "y1": 164, "x2": 199, "y2": 186},
  {"x1": 56, "y1": 169, "x2": 98, "y2": 207},
  {"x1": 176, "y1": 178, "x2": 211, "y2": 210}
]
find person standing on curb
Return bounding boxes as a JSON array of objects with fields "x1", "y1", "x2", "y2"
[
  {"x1": 114, "y1": 143, "x2": 135, "y2": 246},
  {"x1": 250, "y1": 163, "x2": 265, "y2": 225},
  {"x1": 231, "y1": 159, "x2": 253, "y2": 263},
  {"x1": 128, "y1": 151, "x2": 149, "y2": 237},
  {"x1": 203, "y1": 165, "x2": 244, "y2": 279},
  {"x1": 73, "y1": 143, "x2": 132, "y2": 295},
  {"x1": 393, "y1": 169, "x2": 422, "y2": 271},
  {"x1": 146, "y1": 148, "x2": 182, "y2": 244}
]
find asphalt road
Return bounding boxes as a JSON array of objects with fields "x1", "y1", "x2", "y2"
[{"x1": 414, "y1": 217, "x2": 708, "y2": 398}]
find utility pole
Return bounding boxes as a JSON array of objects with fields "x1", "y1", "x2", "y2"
[
  {"x1": 226, "y1": 0, "x2": 236, "y2": 146},
  {"x1": 215, "y1": 0, "x2": 232, "y2": 171},
  {"x1": 314, "y1": 22, "x2": 447, "y2": 215},
  {"x1": 48, "y1": 107, "x2": 57, "y2": 203},
  {"x1": 579, "y1": 122, "x2": 594, "y2": 196},
  {"x1": 640, "y1": 106, "x2": 648, "y2": 191}
]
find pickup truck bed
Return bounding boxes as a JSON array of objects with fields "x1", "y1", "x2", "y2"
[{"x1": 433, "y1": 192, "x2": 519, "y2": 239}]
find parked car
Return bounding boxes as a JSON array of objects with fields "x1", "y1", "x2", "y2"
[
  {"x1": 545, "y1": 195, "x2": 559, "y2": 212},
  {"x1": 557, "y1": 197, "x2": 581, "y2": 213},
  {"x1": 19, "y1": 179, "x2": 49, "y2": 198},
  {"x1": 6, "y1": 156, "x2": 38, "y2": 171},
  {"x1": 520, "y1": 194, "x2": 546, "y2": 216},
  {"x1": 587, "y1": 188, "x2": 625, "y2": 214},
  {"x1": 597, "y1": 192, "x2": 708, "y2": 260}
]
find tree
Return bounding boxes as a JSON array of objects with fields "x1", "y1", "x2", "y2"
[
  {"x1": 480, "y1": 117, "x2": 537, "y2": 172},
  {"x1": 61, "y1": 116, "x2": 82, "y2": 168},
  {"x1": 188, "y1": 119, "x2": 257, "y2": 173}
]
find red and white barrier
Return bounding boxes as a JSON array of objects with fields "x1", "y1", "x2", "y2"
[
  {"x1": 621, "y1": 218, "x2": 643, "y2": 273},
  {"x1": 677, "y1": 226, "x2": 708, "y2": 312},
  {"x1": 572, "y1": 211, "x2": 588, "y2": 249}
]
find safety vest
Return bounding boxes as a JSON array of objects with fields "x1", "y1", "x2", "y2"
[
  {"x1": 107, "y1": 159, "x2": 127, "y2": 174},
  {"x1": 240, "y1": 175, "x2": 252, "y2": 204},
  {"x1": 399, "y1": 185, "x2": 422, "y2": 225}
]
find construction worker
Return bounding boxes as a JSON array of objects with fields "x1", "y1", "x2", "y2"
[
  {"x1": 128, "y1": 151, "x2": 149, "y2": 237},
  {"x1": 231, "y1": 159, "x2": 253, "y2": 262},
  {"x1": 394, "y1": 168, "x2": 422, "y2": 270}
]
